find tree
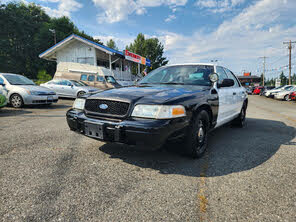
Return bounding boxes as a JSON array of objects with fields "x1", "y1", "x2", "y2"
[
  {"x1": 106, "y1": 39, "x2": 118, "y2": 50},
  {"x1": 0, "y1": 2, "x2": 102, "y2": 79},
  {"x1": 279, "y1": 71, "x2": 288, "y2": 86},
  {"x1": 126, "y1": 33, "x2": 168, "y2": 75}
]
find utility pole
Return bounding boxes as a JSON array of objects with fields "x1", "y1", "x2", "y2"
[
  {"x1": 49, "y1": 29, "x2": 56, "y2": 45},
  {"x1": 283, "y1": 40, "x2": 296, "y2": 85},
  {"x1": 259, "y1": 56, "x2": 268, "y2": 86}
]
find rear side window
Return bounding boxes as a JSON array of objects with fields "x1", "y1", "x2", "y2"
[
  {"x1": 224, "y1": 68, "x2": 240, "y2": 87},
  {"x1": 81, "y1": 74, "x2": 87, "y2": 81},
  {"x1": 97, "y1": 76, "x2": 105, "y2": 82},
  {"x1": 88, "y1": 75, "x2": 95, "y2": 82}
]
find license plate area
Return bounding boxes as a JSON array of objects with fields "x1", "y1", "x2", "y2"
[
  {"x1": 84, "y1": 121, "x2": 104, "y2": 139},
  {"x1": 47, "y1": 96, "x2": 53, "y2": 101}
]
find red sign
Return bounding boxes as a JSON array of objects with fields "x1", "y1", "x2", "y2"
[
  {"x1": 125, "y1": 50, "x2": 146, "y2": 65},
  {"x1": 244, "y1": 72, "x2": 251, "y2": 76}
]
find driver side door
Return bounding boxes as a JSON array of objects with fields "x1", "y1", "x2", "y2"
[{"x1": 215, "y1": 66, "x2": 236, "y2": 127}]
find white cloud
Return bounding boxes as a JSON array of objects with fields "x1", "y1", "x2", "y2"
[
  {"x1": 92, "y1": 0, "x2": 187, "y2": 23},
  {"x1": 94, "y1": 35, "x2": 135, "y2": 50},
  {"x1": 156, "y1": 0, "x2": 296, "y2": 77},
  {"x1": 41, "y1": 0, "x2": 82, "y2": 18},
  {"x1": 195, "y1": 0, "x2": 246, "y2": 13},
  {"x1": 165, "y1": 14, "x2": 176, "y2": 22}
]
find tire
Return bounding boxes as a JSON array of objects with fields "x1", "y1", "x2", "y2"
[
  {"x1": 232, "y1": 102, "x2": 247, "y2": 128},
  {"x1": 10, "y1": 94, "x2": 24, "y2": 108},
  {"x1": 284, "y1": 94, "x2": 290, "y2": 101},
  {"x1": 77, "y1": 91, "x2": 86, "y2": 98},
  {"x1": 184, "y1": 110, "x2": 209, "y2": 159}
]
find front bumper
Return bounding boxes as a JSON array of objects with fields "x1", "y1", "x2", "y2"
[
  {"x1": 66, "y1": 109, "x2": 189, "y2": 149},
  {"x1": 23, "y1": 94, "x2": 59, "y2": 105}
]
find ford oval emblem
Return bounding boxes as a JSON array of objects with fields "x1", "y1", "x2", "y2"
[{"x1": 99, "y1": 104, "x2": 108, "y2": 109}]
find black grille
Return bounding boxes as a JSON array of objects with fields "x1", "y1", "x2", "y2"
[{"x1": 85, "y1": 99, "x2": 129, "y2": 116}]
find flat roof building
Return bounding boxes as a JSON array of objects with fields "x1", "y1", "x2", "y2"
[{"x1": 39, "y1": 34, "x2": 150, "y2": 82}]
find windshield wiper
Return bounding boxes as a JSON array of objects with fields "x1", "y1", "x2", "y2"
[{"x1": 159, "y1": 82, "x2": 184, "y2": 85}]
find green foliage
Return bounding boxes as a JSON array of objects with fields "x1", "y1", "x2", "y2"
[
  {"x1": 279, "y1": 71, "x2": 288, "y2": 86},
  {"x1": 126, "y1": 33, "x2": 168, "y2": 75},
  {"x1": 0, "y1": 2, "x2": 102, "y2": 79},
  {"x1": 106, "y1": 39, "x2": 118, "y2": 50},
  {"x1": 37, "y1": 69, "x2": 52, "y2": 81}
]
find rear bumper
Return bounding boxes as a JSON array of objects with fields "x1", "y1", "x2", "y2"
[{"x1": 66, "y1": 109, "x2": 189, "y2": 149}]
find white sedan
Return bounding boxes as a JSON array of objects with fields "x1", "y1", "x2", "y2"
[
  {"x1": 41, "y1": 79, "x2": 100, "y2": 98},
  {"x1": 273, "y1": 86, "x2": 296, "y2": 101}
]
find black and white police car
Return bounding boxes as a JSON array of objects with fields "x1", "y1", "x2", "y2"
[{"x1": 67, "y1": 63, "x2": 247, "y2": 158}]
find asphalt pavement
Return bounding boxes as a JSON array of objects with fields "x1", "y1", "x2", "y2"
[{"x1": 0, "y1": 96, "x2": 295, "y2": 221}]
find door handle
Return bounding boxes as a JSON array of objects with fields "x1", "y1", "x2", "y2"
[{"x1": 233, "y1": 92, "x2": 236, "y2": 95}]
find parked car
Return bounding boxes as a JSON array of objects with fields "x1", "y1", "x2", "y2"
[
  {"x1": 0, "y1": 81, "x2": 7, "y2": 108},
  {"x1": 289, "y1": 91, "x2": 296, "y2": 101},
  {"x1": 253, "y1": 86, "x2": 264, "y2": 95},
  {"x1": 273, "y1": 86, "x2": 296, "y2": 101},
  {"x1": 41, "y1": 79, "x2": 100, "y2": 98},
  {"x1": 57, "y1": 71, "x2": 121, "y2": 90},
  {"x1": 264, "y1": 85, "x2": 292, "y2": 97},
  {"x1": 0, "y1": 73, "x2": 58, "y2": 108},
  {"x1": 245, "y1": 87, "x2": 252, "y2": 95},
  {"x1": 66, "y1": 63, "x2": 248, "y2": 158}
]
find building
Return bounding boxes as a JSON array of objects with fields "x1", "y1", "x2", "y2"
[
  {"x1": 237, "y1": 72, "x2": 261, "y2": 86},
  {"x1": 39, "y1": 34, "x2": 151, "y2": 82}
]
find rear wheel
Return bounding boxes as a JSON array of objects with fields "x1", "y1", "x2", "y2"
[
  {"x1": 232, "y1": 102, "x2": 247, "y2": 128},
  {"x1": 184, "y1": 110, "x2": 209, "y2": 158},
  {"x1": 10, "y1": 94, "x2": 24, "y2": 108}
]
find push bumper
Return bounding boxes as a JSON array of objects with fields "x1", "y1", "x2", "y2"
[
  {"x1": 23, "y1": 94, "x2": 59, "y2": 104},
  {"x1": 66, "y1": 109, "x2": 189, "y2": 149}
]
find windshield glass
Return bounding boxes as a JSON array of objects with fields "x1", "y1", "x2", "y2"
[
  {"x1": 139, "y1": 65, "x2": 214, "y2": 86},
  {"x1": 78, "y1": 81, "x2": 89, "y2": 86},
  {"x1": 70, "y1": 80, "x2": 84, "y2": 86},
  {"x1": 105, "y1": 76, "x2": 117, "y2": 83},
  {"x1": 3, "y1": 74, "x2": 35, "y2": 85}
]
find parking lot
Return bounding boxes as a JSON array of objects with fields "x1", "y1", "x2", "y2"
[{"x1": 0, "y1": 96, "x2": 295, "y2": 221}]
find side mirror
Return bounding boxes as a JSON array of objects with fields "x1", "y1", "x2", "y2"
[
  {"x1": 0, "y1": 83, "x2": 5, "y2": 86},
  {"x1": 209, "y1": 73, "x2": 219, "y2": 83},
  {"x1": 218, "y1": 79, "x2": 234, "y2": 88}
]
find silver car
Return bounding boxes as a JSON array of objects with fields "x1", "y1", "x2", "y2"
[
  {"x1": 0, "y1": 73, "x2": 58, "y2": 108},
  {"x1": 41, "y1": 79, "x2": 100, "y2": 98}
]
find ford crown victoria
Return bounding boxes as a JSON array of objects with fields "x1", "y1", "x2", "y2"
[{"x1": 66, "y1": 64, "x2": 248, "y2": 158}]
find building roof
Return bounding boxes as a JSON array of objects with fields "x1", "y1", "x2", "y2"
[{"x1": 39, "y1": 34, "x2": 124, "y2": 61}]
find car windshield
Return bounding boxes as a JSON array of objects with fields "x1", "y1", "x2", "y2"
[
  {"x1": 70, "y1": 80, "x2": 84, "y2": 86},
  {"x1": 139, "y1": 65, "x2": 214, "y2": 86},
  {"x1": 3, "y1": 74, "x2": 35, "y2": 85},
  {"x1": 78, "y1": 81, "x2": 89, "y2": 86},
  {"x1": 105, "y1": 76, "x2": 117, "y2": 83}
]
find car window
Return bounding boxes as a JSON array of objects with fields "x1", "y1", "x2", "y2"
[
  {"x1": 139, "y1": 65, "x2": 214, "y2": 86},
  {"x1": 3, "y1": 74, "x2": 35, "y2": 85},
  {"x1": 216, "y1": 66, "x2": 228, "y2": 84},
  {"x1": 0, "y1": 77, "x2": 4, "y2": 85},
  {"x1": 284, "y1": 86, "x2": 293, "y2": 91},
  {"x1": 88, "y1": 75, "x2": 95, "y2": 82},
  {"x1": 81, "y1": 74, "x2": 87, "y2": 81},
  {"x1": 224, "y1": 68, "x2": 240, "y2": 87},
  {"x1": 97, "y1": 76, "x2": 105, "y2": 82},
  {"x1": 105, "y1": 76, "x2": 117, "y2": 83}
]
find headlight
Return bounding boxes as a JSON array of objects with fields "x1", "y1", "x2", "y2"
[
  {"x1": 73, "y1": 98, "x2": 86, "y2": 110},
  {"x1": 131, "y1": 105, "x2": 186, "y2": 119},
  {"x1": 27, "y1": 91, "x2": 40, "y2": 95}
]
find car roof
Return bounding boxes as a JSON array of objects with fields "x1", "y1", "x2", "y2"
[
  {"x1": 0, "y1": 73, "x2": 20, "y2": 76},
  {"x1": 165, "y1": 63, "x2": 215, "y2": 67}
]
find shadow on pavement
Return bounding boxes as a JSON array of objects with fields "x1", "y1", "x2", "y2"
[
  {"x1": 99, "y1": 118, "x2": 296, "y2": 177},
  {"x1": 0, "y1": 108, "x2": 32, "y2": 117}
]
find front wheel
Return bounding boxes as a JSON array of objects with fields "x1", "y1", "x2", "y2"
[
  {"x1": 284, "y1": 94, "x2": 290, "y2": 101},
  {"x1": 10, "y1": 94, "x2": 24, "y2": 108},
  {"x1": 184, "y1": 110, "x2": 209, "y2": 158}
]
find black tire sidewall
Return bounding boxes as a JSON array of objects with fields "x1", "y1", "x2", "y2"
[
  {"x1": 77, "y1": 91, "x2": 85, "y2": 98},
  {"x1": 185, "y1": 110, "x2": 209, "y2": 158}
]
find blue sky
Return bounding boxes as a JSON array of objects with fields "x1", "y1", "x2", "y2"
[{"x1": 3, "y1": 0, "x2": 296, "y2": 79}]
